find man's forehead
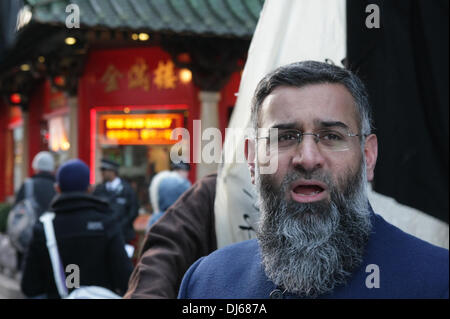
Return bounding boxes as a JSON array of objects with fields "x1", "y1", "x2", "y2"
[{"x1": 259, "y1": 83, "x2": 359, "y2": 130}]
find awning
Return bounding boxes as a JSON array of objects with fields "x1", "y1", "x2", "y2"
[{"x1": 26, "y1": 0, "x2": 263, "y2": 38}]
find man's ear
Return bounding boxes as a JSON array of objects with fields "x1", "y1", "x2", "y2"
[
  {"x1": 87, "y1": 184, "x2": 94, "y2": 194},
  {"x1": 246, "y1": 138, "x2": 256, "y2": 184},
  {"x1": 54, "y1": 183, "x2": 61, "y2": 194},
  {"x1": 364, "y1": 134, "x2": 378, "y2": 182}
]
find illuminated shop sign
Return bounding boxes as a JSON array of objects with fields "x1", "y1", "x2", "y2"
[{"x1": 98, "y1": 113, "x2": 184, "y2": 145}]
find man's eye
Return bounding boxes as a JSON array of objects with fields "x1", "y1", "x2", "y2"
[
  {"x1": 320, "y1": 132, "x2": 343, "y2": 141},
  {"x1": 278, "y1": 132, "x2": 298, "y2": 142}
]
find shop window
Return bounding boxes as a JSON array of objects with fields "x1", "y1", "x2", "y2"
[{"x1": 48, "y1": 115, "x2": 70, "y2": 165}]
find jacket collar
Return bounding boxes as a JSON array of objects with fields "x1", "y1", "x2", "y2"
[
  {"x1": 50, "y1": 192, "x2": 109, "y2": 214},
  {"x1": 33, "y1": 171, "x2": 55, "y2": 181}
]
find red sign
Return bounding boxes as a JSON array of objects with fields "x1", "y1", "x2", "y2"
[{"x1": 80, "y1": 47, "x2": 196, "y2": 107}]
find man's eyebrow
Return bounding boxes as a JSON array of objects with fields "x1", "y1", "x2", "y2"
[
  {"x1": 269, "y1": 122, "x2": 298, "y2": 130},
  {"x1": 269, "y1": 121, "x2": 350, "y2": 130},
  {"x1": 315, "y1": 120, "x2": 350, "y2": 130}
]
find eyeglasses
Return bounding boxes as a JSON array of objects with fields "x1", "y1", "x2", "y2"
[{"x1": 257, "y1": 128, "x2": 367, "y2": 152}]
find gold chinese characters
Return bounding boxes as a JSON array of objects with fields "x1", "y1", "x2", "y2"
[{"x1": 100, "y1": 58, "x2": 183, "y2": 93}]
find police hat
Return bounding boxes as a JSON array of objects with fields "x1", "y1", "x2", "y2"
[{"x1": 100, "y1": 158, "x2": 120, "y2": 172}]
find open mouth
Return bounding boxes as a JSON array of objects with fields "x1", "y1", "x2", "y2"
[{"x1": 290, "y1": 180, "x2": 328, "y2": 203}]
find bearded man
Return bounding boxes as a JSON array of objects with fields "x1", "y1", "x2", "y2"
[{"x1": 178, "y1": 61, "x2": 449, "y2": 299}]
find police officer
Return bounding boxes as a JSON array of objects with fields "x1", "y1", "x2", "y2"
[{"x1": 93, "y1": 159, "x2": 139, "y2": 245}]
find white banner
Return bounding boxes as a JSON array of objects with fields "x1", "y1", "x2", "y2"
[{"x1": 214, "y1": 0, "x2": 347, "y2": 248}]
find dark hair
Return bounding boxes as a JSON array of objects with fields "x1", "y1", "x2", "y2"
[
  {"x1": 170, "y1": 161, "x2": 190, "y2": 171},
  {"x1": 251, "y1": 61, "x2": 373, "y2": 137}
]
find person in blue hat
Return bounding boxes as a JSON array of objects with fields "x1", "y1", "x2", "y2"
[{"x1": 21, "y1": 159, "x2": 133, "y2": 298}]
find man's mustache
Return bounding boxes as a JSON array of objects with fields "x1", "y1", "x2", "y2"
[{"x1": 280, "y1": 167, "x2": 334, "y2": 192}]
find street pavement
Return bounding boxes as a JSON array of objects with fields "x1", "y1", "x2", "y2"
[{"x1": 0, "y1": 272, "x2": 24, "y2": 299}]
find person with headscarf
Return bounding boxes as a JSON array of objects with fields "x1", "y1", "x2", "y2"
[{"x1": 147, "y1": 171, "x2": 191, "y2": 231}]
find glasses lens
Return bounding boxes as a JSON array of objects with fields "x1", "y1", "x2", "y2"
[
  {"x1": 276, "y1": 130, "x2": 300, "y2": 149},
  {"x1": 317, "y1": 129, "x2": 349, "y2": 151}
]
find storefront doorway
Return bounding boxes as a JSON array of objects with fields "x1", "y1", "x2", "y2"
[
  {"x1": 92, "y1": 106, "x2": 187, "y2": 213},
  {"x1": 101, "y1": 144, "x2": 172, "y2": 212}
]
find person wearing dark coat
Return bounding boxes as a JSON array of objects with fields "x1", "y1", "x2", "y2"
[
  {"x1": 14, "y1": 151, "x2": 57, "y2": 270},
  {"x1": 20, "y1": 159, "x2": 133, "y2": 299},
  {"x1": 14, "y1": 151, "x2": 56, "y2": 216},
  {"x1": 93, "y1": 159, "x2": 139, "y2": 244}
]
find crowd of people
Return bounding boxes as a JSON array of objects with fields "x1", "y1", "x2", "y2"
[
  {"x1": 7, "y1": 61, "x2": 449, "y2": 299},
  {"x1": 13, "y1": 152, "x2": 192, "y2": 298}
]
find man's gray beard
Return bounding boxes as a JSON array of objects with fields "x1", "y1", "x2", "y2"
[{"x1": 255, "y1": 159, "x2": 372, "y2": 298}]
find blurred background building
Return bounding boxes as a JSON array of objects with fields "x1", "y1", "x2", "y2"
[
  {"x1": 0, "y1": 0, "x2": 447, "y2": 223},
  {"x1": 0, "y1": 0, "x2": 264, "y2": 210}
]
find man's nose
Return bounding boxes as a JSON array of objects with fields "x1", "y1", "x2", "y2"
[{"x1": 291, "y1": 135, "x2": 325, "y2": 171}]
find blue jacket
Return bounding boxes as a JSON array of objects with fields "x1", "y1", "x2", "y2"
[{"x1": 178, "y1": 211, "x2": 449, "y2": 299}]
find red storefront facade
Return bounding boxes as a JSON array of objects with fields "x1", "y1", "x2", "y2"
[
  {"x1": 79, "y1": 47, "x2": 199, "y2": 184},
  {"x1": 0, "y1": 0, "x2": 260, "y2": 205},
  {"x1": 0, "y1": 46, "x2": 240, "y2": 204}
]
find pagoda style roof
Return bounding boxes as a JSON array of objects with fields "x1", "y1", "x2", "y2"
[
  {"x1": 26, "y1": 0, "x2": 263, "y2": 39},
  {"x1": 0, "y1": 0, "x2": 264, "y2": 104}
]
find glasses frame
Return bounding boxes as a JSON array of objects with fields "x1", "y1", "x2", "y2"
[{"x1": 256, "y1": 128, "x2": 368, "y2": 152}]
